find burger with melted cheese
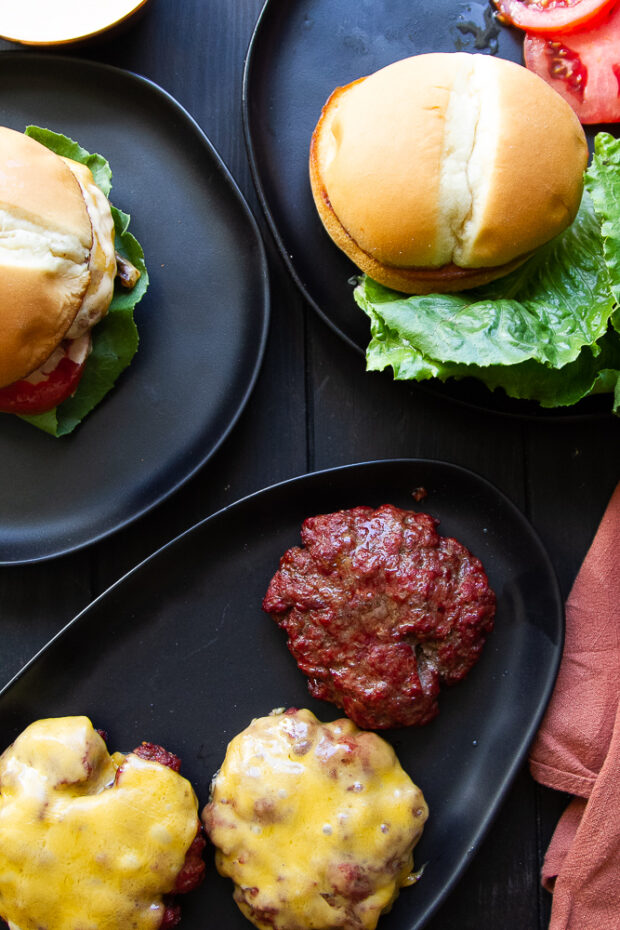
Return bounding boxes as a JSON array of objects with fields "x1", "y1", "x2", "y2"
[
  {"x1": 203, "y1": 708, "x2": 428, "y2": 930},
  {"x1": 0, "y1": 126, "x2": 145, "y2": 433},
  {"x1": 0, "y1": 716, "x2": 205, "y2": 930},
  {"x1": 310, "y1": 52, "x2": 588, "y2": 294}
]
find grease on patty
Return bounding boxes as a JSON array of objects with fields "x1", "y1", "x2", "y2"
[{"x1": 203, "y1": 709, "x2": 428, "y2": 930}]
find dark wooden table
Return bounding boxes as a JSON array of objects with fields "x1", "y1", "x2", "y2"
[{"x1": 0, "y1": 2, "x2": 618, "y2": 928}]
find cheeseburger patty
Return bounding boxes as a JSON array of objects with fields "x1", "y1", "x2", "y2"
[
  {"x1": 203, "y1": 709, "x2": 428, "y2": 930},
  {"x1": 263, "y1": 505, "x2": 496, "y2": 729},
  {"x1": 0, "y1": 717, "x2": 205, "y2": 930},
  {"x1": 131, "y1": 742, "x2": 207, "y2": 929}
]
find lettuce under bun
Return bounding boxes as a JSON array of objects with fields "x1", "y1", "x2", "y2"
[{"x1": 354, "y1": 133, "x2": 620, "y2": 413}]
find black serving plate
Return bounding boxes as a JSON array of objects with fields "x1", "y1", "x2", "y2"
[
  {"x1": 0, "y1": 54, "x2": 269, "y2": 564},
  {"x1": 0, "y1": 459, "x2": 563, "y2": 930},
  {"x1": 243, "y1": 0, "x2": 613, "y2": 419}
]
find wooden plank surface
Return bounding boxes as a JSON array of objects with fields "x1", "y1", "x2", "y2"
[{"x1": 0, "y1": 2, "x2": 619, "y2": 929}]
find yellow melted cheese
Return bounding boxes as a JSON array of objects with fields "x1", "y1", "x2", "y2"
[
  {"x1": 0, "y1": 716, "x2": 199, "y2": 930},
  {"x1": 204, "y1": 709, "x2": 428, "y2": 930}
]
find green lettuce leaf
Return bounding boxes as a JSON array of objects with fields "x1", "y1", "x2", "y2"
[
  {"x1": 25, "y1": 125, "x2": 112, "y2": 196},
  {"x1": 15, "y1": 127, "x2": 148, "y2": 437},
  {"x1": 585, "y1": 132, "x2": 620, "y2": 307},
  {"x1": 355, "y1": 132, "x2": 620, "y2": 412}
]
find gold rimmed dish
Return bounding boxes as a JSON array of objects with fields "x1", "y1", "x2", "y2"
[{"x1": 0, "y1": 0, "x2": 150, "y2": 45}]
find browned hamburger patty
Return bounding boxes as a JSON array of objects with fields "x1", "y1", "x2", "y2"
[
  {"x1": 262, "y1": 504, "x2": 496, "y2": 729},
  {"x1": 126, "y1": 742, "x2": 206, "y2": 929}
]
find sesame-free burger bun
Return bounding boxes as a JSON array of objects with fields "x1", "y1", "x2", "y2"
[
  {"x1": 0, "y1": 127, "x2": 94, "y2": 388},
  {"x1": 309, "y1": 53, "x2": 589, "y2": 294}
]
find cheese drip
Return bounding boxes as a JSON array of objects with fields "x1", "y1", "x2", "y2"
[
  {"x1": 0, "y1": 716, "x2": 199, "y2": 930},
  {"x1": 204, "y1": 709, "x2": 428, "y2": 930}
]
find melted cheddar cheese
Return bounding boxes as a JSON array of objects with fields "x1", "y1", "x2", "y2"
[
  {"x1": 204, "y1": 709, "x2": 428, "y2": 930},
  {"x1": 0, "y1": 716, "x2": 199, "y2": 930}
]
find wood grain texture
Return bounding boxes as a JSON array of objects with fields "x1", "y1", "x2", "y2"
[{"x1": 0, "y1": 2, "x2": 619, "y2": 929}]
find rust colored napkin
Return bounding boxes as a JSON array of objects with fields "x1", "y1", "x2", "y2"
[{"x1": 529, "y1": 481, "x2": 620, "y2": 929}]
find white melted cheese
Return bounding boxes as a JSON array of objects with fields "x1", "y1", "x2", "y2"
[{"x1": 62, "y1": 158, "x2": 117, "y2": 339}]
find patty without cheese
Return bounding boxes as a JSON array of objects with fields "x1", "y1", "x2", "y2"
[{"x1": 263, "y1": 504, "x2": 496, "y2": 728}]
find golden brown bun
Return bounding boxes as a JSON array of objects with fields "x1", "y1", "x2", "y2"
[
  {"x1": 0, "y1": 127, "x2": 93, "y2": 387},
  {"x1": 310, "y1": 53, "x2": 589, "y2": 294}
]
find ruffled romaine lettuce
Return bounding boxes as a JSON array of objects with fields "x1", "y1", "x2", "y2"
[
  {"x1": 16, "y1": 127, "x2": 148, "y2": 437},
  {"x1": 354, "y1": 132, "x2": 620, "y2": 413}
]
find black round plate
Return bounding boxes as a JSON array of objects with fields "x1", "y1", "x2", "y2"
[
  {"x1": 0, "y1": 54, "x2": 269, "y2": 564},
  {"x1": 243, "y1": 0, "x2": 613, "y2": 419},
  {"x1": 0, "y1": 459, "x2": 563, "y2": 930}
]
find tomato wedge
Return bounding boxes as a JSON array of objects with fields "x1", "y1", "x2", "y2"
[
  {"x1": 524, "y1": 1, "x2": 620, "y2": 122},
  {"x1": 0, "y1": 335, "x2": 90, "y2": 415},
  {"x1": 493, "y1": 0, "x2": 618, "y2": 34}
]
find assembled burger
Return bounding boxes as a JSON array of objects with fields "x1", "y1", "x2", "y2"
[
  {"x1": 309, "y1": 52, "x2": 620, "y2": 411},
  {"x1": 0, "y1": 126, "x2": 146, "y2": 435},
  {"x1": 310, "y1": 52, "x2": 588, "y2": 294}
]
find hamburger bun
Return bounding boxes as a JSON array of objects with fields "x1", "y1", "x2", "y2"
[
  {"x1": 0, "y1": 127, "x2": 116, "y2": 388},
  {"x1": 310, "y1": 53, "x2": 589, "y2": 294}
]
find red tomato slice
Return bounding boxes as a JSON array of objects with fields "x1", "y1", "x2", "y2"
[
  {"x1": 0, "y1": 335, "x2": 90, "y2": 415},
  {"x1": 494, "y1": 0, "x2": 618, "y2": 33},
  {"x1": 524, "y1": 1, "x2": 620, "y2": 122}
]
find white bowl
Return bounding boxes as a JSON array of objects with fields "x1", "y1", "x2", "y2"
[{"x1": 0, "y1": 0, "x2": 150, "y2": 45}]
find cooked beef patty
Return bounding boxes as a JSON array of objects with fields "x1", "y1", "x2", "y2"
[{"x1": 263, "y1": 504, "x2": 496, "y2": 728}]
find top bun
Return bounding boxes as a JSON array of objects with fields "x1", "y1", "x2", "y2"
[
  {"x1": 0, "y1": 127, "x2": 94, "y2": 388},
  {"x1": 310, "y1": 53, "x2": 589, "y2": 294}
]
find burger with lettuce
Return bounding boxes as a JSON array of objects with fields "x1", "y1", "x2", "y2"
[
  {"x1": 0, "y1": 126, "x2": 147, "y2": 436},
  {"x1": 310, "y1": 52, "x2": 620, "y2": 412}
]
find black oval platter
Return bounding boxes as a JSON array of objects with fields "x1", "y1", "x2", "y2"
[{"x1": 0, "y1": 459, "x2": 563, "y2": 930}]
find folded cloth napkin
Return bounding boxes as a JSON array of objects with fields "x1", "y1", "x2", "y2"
[{"x1": 529, "y1": 481, "x2": 620, "y2": 929}]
